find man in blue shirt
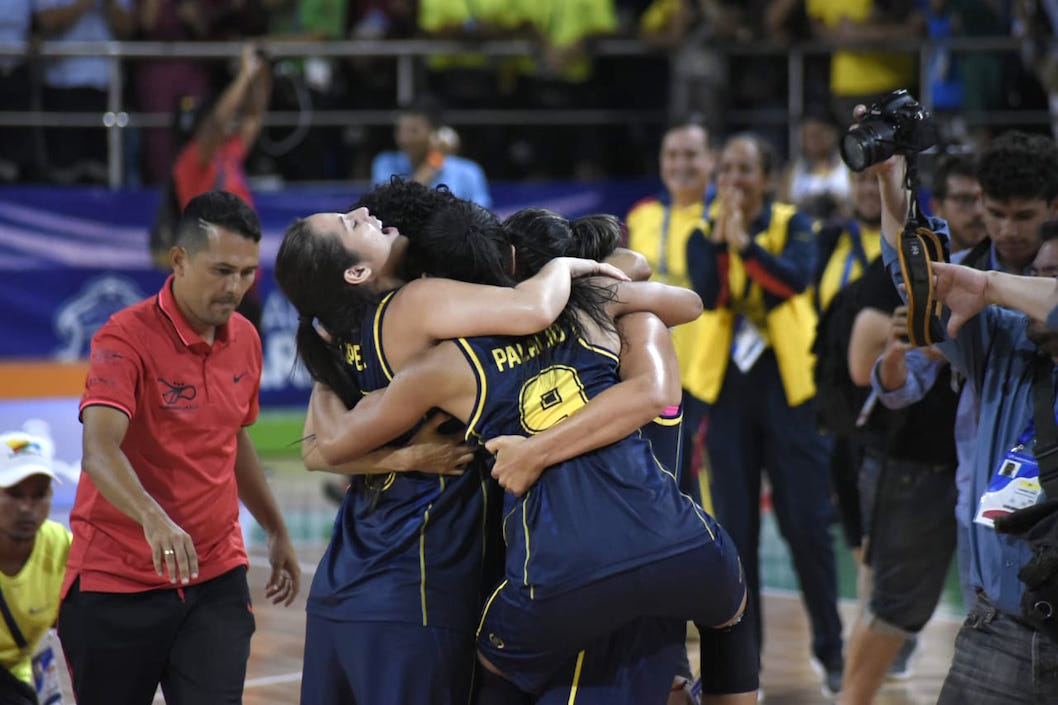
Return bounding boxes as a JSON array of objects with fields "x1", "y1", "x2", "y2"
[
  {"x1": 871, "y1": 146, "x2": 1058, "y2": 704},
  {"x1": 371, "y1": 96, "x2": 492, "y2": 209}
]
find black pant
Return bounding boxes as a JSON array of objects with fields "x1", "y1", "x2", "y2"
[{"x1": 58, "y1": 566, "x2": 256, "y2": 705}]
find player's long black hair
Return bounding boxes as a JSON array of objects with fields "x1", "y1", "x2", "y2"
[
  {"x1": 274, "y1": 217, "x2": 374, "y2": 408},
  {"x1": 502, "y1": 207, "x2": 617, "y2": 339},
  {"x1": 275, "y1": 180, "x2": 512, "y2": 407}
]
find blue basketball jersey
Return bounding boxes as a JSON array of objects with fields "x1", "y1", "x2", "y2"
[
  {"x1": 639, "y1": 405, "x2": 683, "y2": 476},
  {"x1": 454, "y1": 326, "x2": 715, "y2": 600},
  {"x1": 307, "y1": 292, "x2": 497, "y2": 631}
]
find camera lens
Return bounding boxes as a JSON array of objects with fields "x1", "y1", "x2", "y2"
[
  {"x1": 840, "y1": 133, "x2": 871, "y2": 172},
  {"x1": 840, "y1": 121, "x2": 897, "y2": 172}
]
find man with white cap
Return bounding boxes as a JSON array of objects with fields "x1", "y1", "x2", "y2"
[{"x1": 0, "y1": 431, "x2": 71, "y2": 704}]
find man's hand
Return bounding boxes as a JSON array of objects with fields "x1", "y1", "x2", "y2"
[
  {"x1": 485, "y1": 435, "x2": 545, "y2": 497},
  {"x1": 931, "y1": 261, "x2": 989, "y2": 336},
  {"x1": 886, "y1": 304, "x2": 911, "y2": 353},
  {"x1": 401, "y1": 413, "x2": 476, "y2": 475},
  {"x1": 264, "y1": 531, "x2": 300, "y2": 607},
  {"x1": 239, "y1": 42, "x2": 264, "y2": 79},
  {"x1": 142, "y1": 510, "x2": 199, "y2": 584}
]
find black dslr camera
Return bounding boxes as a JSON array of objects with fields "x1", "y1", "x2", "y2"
[{"x1": 840, "y1": 89, "x2": 937, "y2": 172}]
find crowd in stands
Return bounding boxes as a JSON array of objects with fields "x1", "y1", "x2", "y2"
[{"x1": 1, "y1": 0, "x2": 1057, "y2": 187}]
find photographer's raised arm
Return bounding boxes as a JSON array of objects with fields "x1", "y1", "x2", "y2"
[{"x1": 873, "y1": 155, "x2": 911, "y2": 250}]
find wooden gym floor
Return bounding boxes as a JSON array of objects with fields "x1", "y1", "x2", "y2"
[{"x1": 47, "y1": 459, "x2": 959, "y2": 704}]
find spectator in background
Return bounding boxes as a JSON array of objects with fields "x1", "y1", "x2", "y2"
[
  {"x1": 521, "y1": 0, "x2": 619, "y2": 179},
  {"x1": 929, "y1": 152, "x2": 986, "y2": 254},
  {"x1": 171, "y1": 43, "x2": 270, "y2": 211},
  {"x1": 167, "y1": 43, "x2": 271, "y2": 329},
  {"x1": 626, "y1": 119, "x2": 714, "y2": 508},
  {"x1": 0, "y1": 1, "x2": 41, "y2": 183},
  {"x1": 638, "y1": 0, "x2": 724, "y2": 143},
  {"x1": 715, "y1": 0, "x2": 812, "y2": 157},
  {"x1": 263, "y1": 0, "x2": 350, "y2": 181},
  {"x1": 34, "y1": 0, "x2": 136, "y2": 184},
  {"x1": 135, "y1": 0, "x2": 214, "y2": 185},
  {"x1": 780, "y1": 104, "x2": 850, "y2": 223},
  {"x1": 687, "y1": 133, "x2": 845, "y2": 698},
  {"x1": 806, "y1": 0, "x2": 926, "y2": 121},
  {"x1": 371, "y1": 95, "x2": 492, "y2": 208},
  {"x1": 0, "y1": 432, "x2": 70, "y2": 705}
]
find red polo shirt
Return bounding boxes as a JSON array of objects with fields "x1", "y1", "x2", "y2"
[{"x1": 65, "y1": 276, "x2": 262, "y2": 595}]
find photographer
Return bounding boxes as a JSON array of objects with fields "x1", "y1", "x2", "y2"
[{"x1": 856, "y1": 93, "x2": 1058, "y2": 703}]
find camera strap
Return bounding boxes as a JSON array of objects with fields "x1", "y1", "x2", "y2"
[
  {"x1": 896, "y1": 157, "x2": 949, "y2": 346},
  {"x1": 0, "y1": 584, "x2": 28, "y2": 651}
]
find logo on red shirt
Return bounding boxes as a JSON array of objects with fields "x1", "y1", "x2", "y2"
[{"x1": 157, "y1": 377, "x2": 197, "y2": 405}]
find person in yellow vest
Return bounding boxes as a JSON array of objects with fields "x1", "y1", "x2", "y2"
[
  {"x1": 0, "y1": 432, "x2": 70, "y2": 705},
  {"x1": 626, "y1": 119, "x2": 715, "y2": 507},
  {"x1": 686, "y1": 133, "x2": 845, "y2": 698},
  {"x1": 806, "y1": 0, "x2": 926, "y2": 121}
]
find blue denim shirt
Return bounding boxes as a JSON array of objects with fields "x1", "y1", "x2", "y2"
[
  {"x1": 1049, "y1": 304, "x2": 1058, "y2": 332},
  {"x1": 370, "y1": 152, "x2": 492, "y2": 209},
  {"x1": 880, "y1": 221, "x2": 1044, "y2": 616}
]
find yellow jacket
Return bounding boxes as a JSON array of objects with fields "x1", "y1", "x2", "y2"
[
  {"x1": 626, "y1": 194, "x2": 724, "y2": 402},
  {"x1": 686, "y1": 202, "x2": 819, "y2": 407}
]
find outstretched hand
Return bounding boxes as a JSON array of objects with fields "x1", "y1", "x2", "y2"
[{"x1": 931, "y1": 261, "x2": 989, "y2": 336}]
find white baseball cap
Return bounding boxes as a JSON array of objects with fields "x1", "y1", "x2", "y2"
[{"x1": 0, "y1": 432, "x2": 57, "y2": 489}]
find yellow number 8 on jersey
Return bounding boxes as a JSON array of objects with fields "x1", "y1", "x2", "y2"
[{"x1": 518, "y1": 365, "x2": 590, "y2": 434}]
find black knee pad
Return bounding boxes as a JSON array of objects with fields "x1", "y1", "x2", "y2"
[{"x1": 696, "y1": 599, "x2": 760, "y2": 695}]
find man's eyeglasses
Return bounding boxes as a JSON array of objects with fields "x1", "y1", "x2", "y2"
[{"x1": 943, "y1": 193, "x2": 982, "y2": 208}]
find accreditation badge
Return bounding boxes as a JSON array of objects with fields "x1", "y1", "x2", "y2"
[
  {"x1": 731, "y1": 317, "x2": 765, "y2": 374},
  {"x1": 975, "y1": 442, "x2": 1042, "y2": 529}
]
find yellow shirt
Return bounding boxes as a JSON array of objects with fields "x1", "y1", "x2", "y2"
[
  {"x1": 805, "y1": 0, "x2": 915, "y2": 97},
  {"x1": 816, "y1": 224, "x2": 882, "y2": 312},
  {"x1": 523, "y1": 0, "x2": 618, "y2": 82},
  {"x1": 0, "y1": 520, "x2": 71, "y2": 685},
  {"x1": 639, "y1": 0, "x2": 683, "y2": 34},
  {"x1": 627, "y1": 196, "x2": 721, "y2": 402},
  {"x1": 419, "y1": 0, "x2": 536, "y2": 70}
]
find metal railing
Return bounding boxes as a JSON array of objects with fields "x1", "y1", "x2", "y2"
[{"x1": 0, "y1": 35, "x2": 1050, "y2": 188}]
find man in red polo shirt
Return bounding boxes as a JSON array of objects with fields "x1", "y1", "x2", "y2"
[{"x1": 59, "y1": 191, "x2": 300, "y2": 705}]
